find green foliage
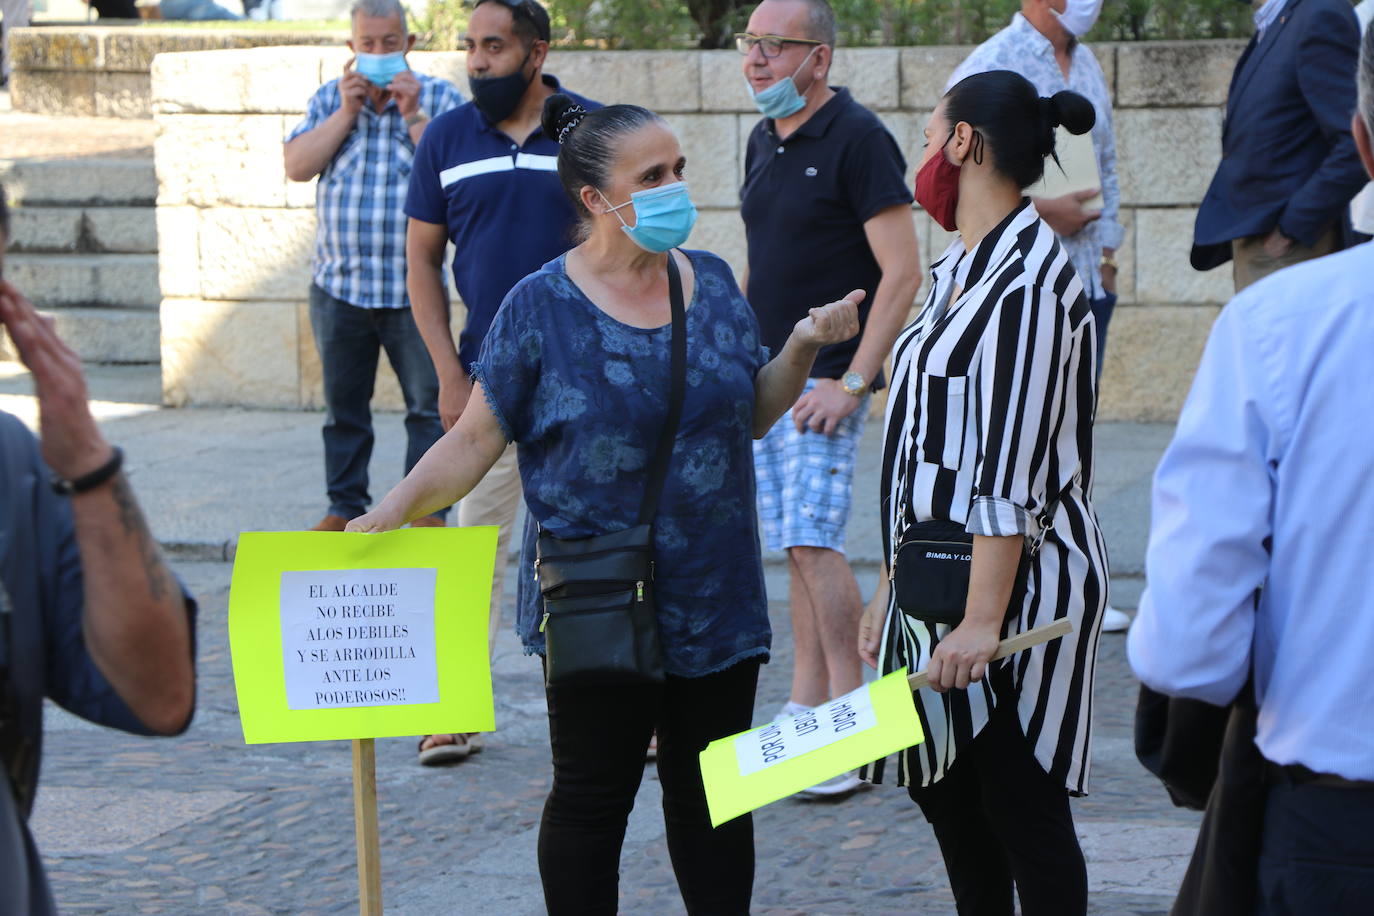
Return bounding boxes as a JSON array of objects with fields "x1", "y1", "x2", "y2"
[
  {"x1": 547, "y1": 0, "x2": 700, "y2": 48},
  {"x1": 1091, "y1": 0, "x2": 1254, "y2": 40},
  {"x1": 412, "y1": 0, "x2": 1259, "y2": 51},
  {"x1": 828, "y1": 0, "x2": 1254, "y2": 46},
  {"x1": 413, "y1": 0, "x2": 469, "y2": 51}
]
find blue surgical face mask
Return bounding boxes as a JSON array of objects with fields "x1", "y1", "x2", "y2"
[
  {"x1": 355, "y1": 51, "x2": 409, "y2": 89},
  {"x1": 599, "y1": 182, "x2": 698, "y2": 253},
  {"x1": 747, "y1": 46, "x2": 819, "y2": 119}
]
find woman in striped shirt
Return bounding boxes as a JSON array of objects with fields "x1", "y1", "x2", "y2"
[{"x1": 859, "y1": 71, "x2": 1108, "y2": 916}]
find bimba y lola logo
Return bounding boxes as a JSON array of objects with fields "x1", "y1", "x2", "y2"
[{"x1": 922, "y1": 549, "x2": 971, "y2": 562}]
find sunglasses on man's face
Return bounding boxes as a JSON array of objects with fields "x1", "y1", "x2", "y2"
[{"x1": 734, "y1": 33, "x2": 824, "y2": 59}]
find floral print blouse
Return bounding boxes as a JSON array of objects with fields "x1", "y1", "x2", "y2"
[{"x1": 474, "y1": 249, "x2": 773, "y2": 677}]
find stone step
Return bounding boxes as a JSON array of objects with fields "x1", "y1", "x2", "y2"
[
  {"x1": 0, "y1": 307, "x2": 160, "y2": 364},
  {"x1": 4, "y1": 252, "x2": 160, "y2": 309},
  {"x1": 0, "y1": 158, "x2": 155, "y2": 207},
  {"x1": 7, "y1": 205, "x2": 157, "y2": 254}
]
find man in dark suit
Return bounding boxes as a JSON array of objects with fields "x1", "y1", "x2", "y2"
[{"x1": 1192, "y1": 0, "x2": 1365, "y2": 290}]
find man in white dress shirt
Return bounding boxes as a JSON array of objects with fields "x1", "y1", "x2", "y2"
[
  {"x1": 1352, "y1": 0, "x2": 1374, "y2": 240},
  {"x1": 1129, "y1": 21, "x2": 1374, "y2": 911},
  {"x1": 945, "y1": 0, "x2": 1131, "y2": 632}
]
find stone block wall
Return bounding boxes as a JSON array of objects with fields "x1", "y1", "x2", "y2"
[
  {"x1": 8, "y1": 26, "x2": 344, "y2": 119},
  {"x1": 154, "y1": 41, "x2": 1247, "y2": 419}
]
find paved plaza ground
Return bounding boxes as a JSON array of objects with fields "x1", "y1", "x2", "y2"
[{"x1": 0, "y1": 365, "x2": 1200, "y2": 915}]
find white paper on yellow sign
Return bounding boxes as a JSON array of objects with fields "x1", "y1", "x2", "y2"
[
  {"x1": 229, "y1": 527, "x2": 498, "y2": 744},
  {"x1": 700, "y1": 669, "x2": 923, "y2": 827}
]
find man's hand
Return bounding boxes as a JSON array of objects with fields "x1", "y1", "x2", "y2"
[
  {"x1": 1034, "y1": 189, "x2": 1102, "y2": 238},
  {"x1": 793, "y1": 378, "x2": 862, "y2": 437},
  {"x1": 1100, "y1": 253, "x2": 1118, "y2": 296},
  {"x1": 787, "y1": 291, "x2": 863, "y2": 436},
  {"x1": 926, "y1": 618, "x2": 1002, "y2": 693},
  {"x1": 1262, "y1": 228, "x2": 1295, "y2": 260},
  {"x1": 389, "y1": 68, "x2": 422, "y2": 119},
  {"x1": 340, "y1": 58, "x2": 370, "y2": 118},
  {"x1": 439, "y1": 374, "x2": 473, "y2": 432},
  {"x1": 0, "y1": 280, "x2": 111, "y2": 480}
]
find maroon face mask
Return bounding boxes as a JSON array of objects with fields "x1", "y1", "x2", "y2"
[{"x1": 914, "y1": 135, "x2": 962, "y2": 232}]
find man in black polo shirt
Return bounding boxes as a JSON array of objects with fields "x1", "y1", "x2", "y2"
[
  {"x1": 739, "y1": 0, "x2": 921, "y2": 797},
  {"x1": 404, "y1": 0, "x2": 597, "y2": 766}
]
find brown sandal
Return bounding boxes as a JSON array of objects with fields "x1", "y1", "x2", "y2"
[{"x1": 418, "y1": 733, "x2": 472, "y2": 766}]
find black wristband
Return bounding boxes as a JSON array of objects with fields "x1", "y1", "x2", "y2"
[{"x1": 50, "y1": 447, "x2": 124, "y2": 496}]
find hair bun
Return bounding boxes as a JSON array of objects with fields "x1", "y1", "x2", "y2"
[
  {"x1": 541, "y1": 93, "x2": 587, "y2": 145},
  {"x1": 1042, "y1": 90, "x2": 1096, "y2": 137}
]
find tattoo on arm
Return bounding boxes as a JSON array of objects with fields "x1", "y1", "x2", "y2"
[{"x1": 109, "y1": 474, "x2": 173, "y2": 602}]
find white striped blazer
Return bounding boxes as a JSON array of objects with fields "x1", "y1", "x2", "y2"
[{"x1": 865, "y1": 201, "x2": 1109, "y2": 795}]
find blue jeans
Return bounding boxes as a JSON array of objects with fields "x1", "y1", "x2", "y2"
[
  {"x1": 308, "y1": 284, "x2": 445, "y2": 520},
  {"x1": 1091, "y1": 292, "x2": 1117, "y2": 382}
]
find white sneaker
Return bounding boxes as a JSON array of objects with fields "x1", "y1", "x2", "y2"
[
  {"x1": 1101, "y1": 606, "x2": 1131, "y2": 632},
  {"x1": 798, "y1": 771, "x2": 866, "y2": 799},
  {"x1": 772, "y1": 700, "x2": 811, "y2": 723}
]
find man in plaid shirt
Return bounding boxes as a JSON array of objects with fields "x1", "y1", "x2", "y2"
[{"x1": 284, "y1": 0, "x2": 464, "y2": 532}]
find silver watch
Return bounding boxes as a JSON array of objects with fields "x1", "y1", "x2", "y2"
[{"x1": 840, "y1": 371, "x2": 866, "y2": 397}]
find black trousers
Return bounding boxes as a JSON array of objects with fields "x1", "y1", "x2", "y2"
[
  {"x1": 908, "y1": 692, "x2": 1087, "y2": 916},
  {"x1": 538, "y1": 659, "x2": 760, "y2": 916},
  {"x1": 1256, "y1": 772, "x2": 1374, "y2": 915}
]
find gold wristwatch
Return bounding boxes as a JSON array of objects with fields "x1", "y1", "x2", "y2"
[{"x1": 841, "y1": 371, "x2": 866, "y2": 397}]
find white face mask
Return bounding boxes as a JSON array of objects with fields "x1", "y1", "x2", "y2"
[{"x1": 1054, "y1": 0, "x2": 1104, "y2": 37}]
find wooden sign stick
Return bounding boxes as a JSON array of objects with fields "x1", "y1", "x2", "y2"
[
  {"x1": 352, "y1": 738, "x2": 383, "y2": 916},
  {"x1": 907, "y1": 617, "x2": 1074, "y2": 691}
]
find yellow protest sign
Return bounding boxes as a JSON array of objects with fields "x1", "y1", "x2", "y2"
[
  {"x1": 699, "y1": 668, "x2": 923, "y2": 827},
  {"x1": 228, "y1": 528, "x2": 498, "y2": 744}
]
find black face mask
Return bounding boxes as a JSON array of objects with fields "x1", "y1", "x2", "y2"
[{"x1": 468, "y1": 51, "x2": 533, "y2": 124}]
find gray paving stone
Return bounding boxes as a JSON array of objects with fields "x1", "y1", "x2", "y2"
[
  {"x1": 0, "y1": 364, "x2": 1172, "y2": 593},
  {"x1": 0, "y1": 368, "x2": 1195, "y2": 913}
]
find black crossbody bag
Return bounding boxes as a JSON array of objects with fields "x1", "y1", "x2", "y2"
[
  {"x1": 891, "y1": 483, "x2": 1072, "y2": 626},
  {"x1": 534, "y1": 255, "x2": 687, "y2": 687}
]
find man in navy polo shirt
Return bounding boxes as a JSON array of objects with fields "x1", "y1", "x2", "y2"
[
  {"x1": 404, "y1": 0, "x2": 597, "y2": 766},
  {"x1": 738, "y1": 0, "x2": 921, "y2": 797}
]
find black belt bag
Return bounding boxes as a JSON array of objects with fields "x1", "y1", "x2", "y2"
[
  {"x1": 892, "y1": 520, "x2": 1028, "y2": 626},
  {"x1": 535, "y1": 254, "x2": 687, "y2": 687},
  {"x1": 891, "y1": 484, "x2": 1071, "y2": 627}
]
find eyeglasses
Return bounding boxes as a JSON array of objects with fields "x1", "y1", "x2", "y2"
[{"x1": 734, "y1": 32, "x2": 824, "y2": 58}]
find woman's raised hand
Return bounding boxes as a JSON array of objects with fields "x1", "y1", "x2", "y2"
[
  {"x1": 793, "y1": 289, "x2": 865, "y2": 350},
  {"x1": 344, "y1": 506, "x2": 406, "y2": 534}
]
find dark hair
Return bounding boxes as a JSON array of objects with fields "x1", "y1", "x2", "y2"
[
  {"x1": 943, "y1": 70, "x2": 1095, "y2": 189},
  {"x1": 473, "y1": 0, "x2": 551, "y2": 47},
  {"x1": 541, "y1": 93, "x2": 663, "y2": 223}
]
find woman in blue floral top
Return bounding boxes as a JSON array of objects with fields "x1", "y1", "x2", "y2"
[{"x1": 350, "y1": 93, "x2": 862, "y2": 914}]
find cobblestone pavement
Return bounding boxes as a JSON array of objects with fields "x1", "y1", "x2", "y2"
[
  {"x1": 4, "y1": 370, "x2": 1190, "y2": 913},
  {"x1": 33, "y1": 560, "x2": 1198, "y2": 916}
]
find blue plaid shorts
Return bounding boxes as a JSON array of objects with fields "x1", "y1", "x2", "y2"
[{"x1": 753, "y1": 380, "x2": 869, "y2": 552}]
